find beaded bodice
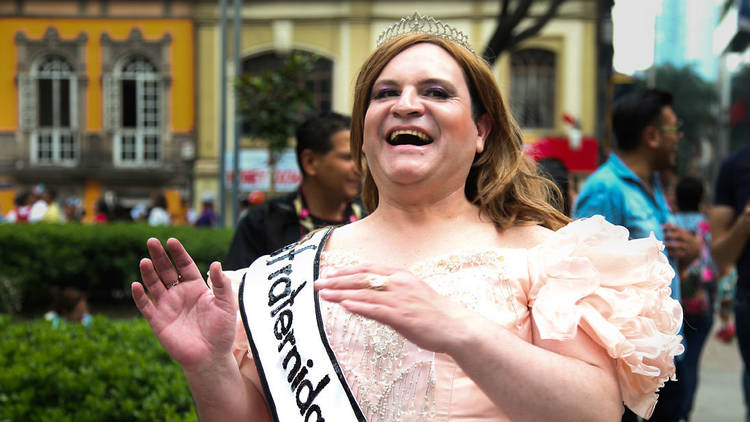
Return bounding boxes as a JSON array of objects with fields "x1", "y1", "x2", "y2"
[{"x1": 318, "y1": 249, "x2": 530, "y2": 422}]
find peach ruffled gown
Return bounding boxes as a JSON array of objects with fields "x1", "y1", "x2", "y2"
[{"x1": 229, "y1": 216, "x2": 684, "y2": 421}]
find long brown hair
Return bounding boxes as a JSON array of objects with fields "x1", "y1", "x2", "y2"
[{"x1": 350, "y1": 33, "x2": 569, "y2": 231}]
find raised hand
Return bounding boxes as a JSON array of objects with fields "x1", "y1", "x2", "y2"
[
  {"x1": 132, "y1": 238, "x2": 237, "y2": 370},
  {"x1": 314, "y1": 264, "x2": 474, "y2": 354}
]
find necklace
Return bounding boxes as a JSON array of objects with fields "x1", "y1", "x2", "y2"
[{"x1": 293, "y1": 189, "x2": 363, "y2": 237}]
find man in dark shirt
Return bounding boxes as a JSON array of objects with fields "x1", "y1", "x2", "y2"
[
  {"x1": 225, "y1": 112, "x2": 364, "y2": 270},
  {"x1": 710, "y1": 143, "x2": 750, "y2": 421}
]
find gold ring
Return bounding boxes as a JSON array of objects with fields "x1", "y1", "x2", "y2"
[
  {"x1": 177, "y1": 273, "x2": 184, "y2": 282},
  {"x1": 166, "y1": 279, "x2": 179, "y2": 288},
  {"x1": 366, "y1": 275, "x2": 388, "y2": 291}
]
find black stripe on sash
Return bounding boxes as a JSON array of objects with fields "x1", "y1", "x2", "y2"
[
  {"x1": 239, "y1": 226, "x2": 367, "y2": 422},
  {"x1": 312, "y1": 228, "x2": 367, "y2": 421}
]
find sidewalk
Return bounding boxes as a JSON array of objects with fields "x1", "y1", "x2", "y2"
[{"x1": 691, "y1": 324, "x2": 744, "y2": 422}]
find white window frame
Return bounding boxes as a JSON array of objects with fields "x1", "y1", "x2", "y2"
[
  {"x1": 29, "y1": 55, "x2": 78, "y2": 166},
  {"x1": 113, "y1": 57, "x2": 162, "y2": 167}
]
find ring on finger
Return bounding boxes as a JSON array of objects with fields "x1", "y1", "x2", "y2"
[{"x1": 366, "y1": 275, "x2": 388, "y2": 291}]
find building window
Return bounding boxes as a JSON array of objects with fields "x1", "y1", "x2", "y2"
[
  {"x1": 114, "y1": 56, "x2": 161, "y2": 166},
  {"x1": 510, "y1": 49, "x2": 556, "y2": 128},
  {"x1": 241, "y1": 50, "x2": 333, "y2": 134},
  {"x1": 31, "y1": 55, "x2": 78, "y2": 165}
]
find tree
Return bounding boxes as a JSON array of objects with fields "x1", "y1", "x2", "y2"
[
  {"x1": 235, "y1": 51, "x2": 318, "y2": 193},
  {"x1": 482, "y1": 0, "x2": 567, "y2": 65}
]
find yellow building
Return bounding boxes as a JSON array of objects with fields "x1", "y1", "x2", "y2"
[
  {"x1": 0, "y1": 1, "x2": 195, "y2": 221},
  {"x1": 192, "y1": 0, "x2": 599, "y2": 224}
]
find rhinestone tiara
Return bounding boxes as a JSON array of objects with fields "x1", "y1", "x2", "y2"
[{"x1": 376, "y1": 12, "x2": 475, "y2": 54}]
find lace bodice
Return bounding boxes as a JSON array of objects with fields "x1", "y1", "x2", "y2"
[{"x1": 318, "y1": 249, "x2": 528, "y2": 422}]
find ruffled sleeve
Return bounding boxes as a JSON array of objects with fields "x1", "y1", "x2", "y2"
[{"x1": 526, "y1": 215, "x2": 684, "y2": 419}]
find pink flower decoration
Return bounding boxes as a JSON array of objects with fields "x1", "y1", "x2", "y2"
[
  {"x1": 300, "y1": 208, "x2": 310, "y2": 218},
  {"x1": 349, "y1": 215, "x2": 358, "y2": 223}
]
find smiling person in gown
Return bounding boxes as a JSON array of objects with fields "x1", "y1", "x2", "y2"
[{"x1": 132, "y1": 13, "x2": 683, "y2": 422}]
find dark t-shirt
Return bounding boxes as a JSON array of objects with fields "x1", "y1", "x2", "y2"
[
  {"x1": 224, "y1": 190, "x2": 365, "y2": 270},
  {"x1": 714, "y1": 144, "x2": 750, "y2": 299}
]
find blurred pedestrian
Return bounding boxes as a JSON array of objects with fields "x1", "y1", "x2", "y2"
[
  {"x1": 225, "y1": 111, "x2": 365, "y2": 269},
  {"x1": 41, "y1": 188, "x2": 64, "y2": 223},
  {"x1": 178, "y1": 195, "x2": 197, "y2": 225},
  {"x1": 94, "y1": 198, "x2": 109, "y2": 224},
  {"x1": 63, "y1": 197, "x2": 84, "y2": 223},
  {"x1": 573, "y1": 88, "x2": 700, "y2": 422},
  {"x1": 28, "y1": 184, "x2": 48, "y2": 223},
  {"x1": 5, "y1": 190, "x2": 32, "y2": 223},
  {"x1": 195, "y1": 193, "x2": 217, "y2": 228},
  {"x1": 709, "y1": 141, "x2": 750, "y2": 422},
  {"x1": 130, "y1": 203, "x2": 148, "y2": 222},
  {"x1": 44, "y1": 287, "x2": 92, "y2": 327},
  {"x1": 147, "y1": 192, "x2": 171, "y2": 226},
  {"x1": 673, "y1": 176, "x2": 720, "y2": 422}
]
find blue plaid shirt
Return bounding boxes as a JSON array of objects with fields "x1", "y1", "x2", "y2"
[{"x1": 573, "y1": 153, "x2": 681, "y2": 303}]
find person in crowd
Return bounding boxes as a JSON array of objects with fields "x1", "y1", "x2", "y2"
[
  {"x1": 44, "y1": 287, "x2": 92, "y2": 327},
  {"x1": 28, "y1": 184, "x2": 48, "y2": 223},
  {"x1": 573, "y1": 88, "x2": 699, "y2": 422},
  {"x1": 5, "y1": 190, "x2": 32, "y2": 223},
  {"x1": 147, "y1": 192, "x2": 171, "y2": 226},
  {"x1": 178, "y1": 195, "x2": 197, "y2": 226},
  {"x1": 63, "y1": 197, "x2": 84, "y2": 223},
  {"x1": 709, "y1": 141, "x2": 750, "y2": 422},
  {"x1": 672, "y1": 176, "x2": 721, "y2": 422},
  {"x1": 224, "y1": 111, "x2": 365, "y2": 269},
  {"x1": 130, "y1": 203, "x2": 148, "y2": 222},
  {"x1": 40, "y1": 188, "x2": 64, "y2": 223},
  {"x1": 132, "y1": 14, "x2": 684, "y2": 422},
  {"x1": 94, "y1": 198, "x2": 109, "y2": 224},
  {"x1": 195, "y1": 193, "x2": 218, "y2": 228}
]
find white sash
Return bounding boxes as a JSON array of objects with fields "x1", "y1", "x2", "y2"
[{"x1": 239, "y1": 227, "x2": 366, "y2": 422}]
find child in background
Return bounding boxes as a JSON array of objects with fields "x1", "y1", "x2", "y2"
[{"x1": 44, "y1": 287, "x2": 92, "y2": 327}]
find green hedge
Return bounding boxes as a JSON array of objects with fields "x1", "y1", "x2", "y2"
[
  {"x1": 0, "y1": 223, "x2": 233, "y2": 313},
  {"x1": 0, "y1": 315, "x2": 196, "y2": 422}
]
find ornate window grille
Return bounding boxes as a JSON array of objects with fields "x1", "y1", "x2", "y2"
[
  {"x1": 29, "y1": 55, "x2": 78, "y2": 165},
  {"x1": 113, "y1": 56, "x2": 161, "y2": 166},
  {"x1": 510, "y1": 49, "x2": 556, "y2": 129}
]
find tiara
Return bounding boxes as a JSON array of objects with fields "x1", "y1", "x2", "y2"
[{"x1": 376, "y1": 12, "x2": 475, "y2": 54}]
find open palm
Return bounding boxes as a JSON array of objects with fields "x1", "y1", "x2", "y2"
[{"x1": 132, "y1": 238, "x2": 237, "y2": 369}]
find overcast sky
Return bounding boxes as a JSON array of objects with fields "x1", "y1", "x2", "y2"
[{"x1": 612, "y1": 0, "x2": 661, "y2": 75}]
